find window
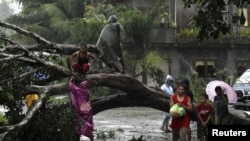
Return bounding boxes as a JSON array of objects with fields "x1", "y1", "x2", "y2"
[
  {"x1": 237, "y1": 60, "x2": 247, "y2": 76},
  {"x1": 237, "y1": 7, "x2": 248, "y2": 26},
  {"x1": 195, "y1": 60, "x2": 216, "y2": 78}
]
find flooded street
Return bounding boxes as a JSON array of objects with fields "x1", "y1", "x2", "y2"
[{"x1": 81, "y1": 107, "x2": 198, "y2": 141}]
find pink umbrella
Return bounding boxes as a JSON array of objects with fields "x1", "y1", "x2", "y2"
[{"x1": 206, "y1": 80, "x2": 238, "y2": 103}]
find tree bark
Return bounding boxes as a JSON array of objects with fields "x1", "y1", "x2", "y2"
[
  {"x1": 86, "y1": 73, "x2": 171, "y2": 114},
  {"x1": 0, "y1": 73, "x2": 171, "y2": 141},
  {"x1": 0, "y1": 20, "x2": 171, "y2": 141}
]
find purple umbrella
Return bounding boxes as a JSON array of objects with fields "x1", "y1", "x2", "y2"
[{"x1": 206, "y1": 80, "x2": 237, "y2": 104}]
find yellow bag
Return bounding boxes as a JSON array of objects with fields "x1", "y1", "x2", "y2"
[{"x1": 25, "y1": 94, "x2": 39, "y2": 109}]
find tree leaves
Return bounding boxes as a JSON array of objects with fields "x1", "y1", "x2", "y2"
[{"x1": 183, "y1": 0, "x2": 231, "y2": 40}]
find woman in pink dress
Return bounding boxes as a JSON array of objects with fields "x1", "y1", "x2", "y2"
[{"x1": 69, "y1": 77, "x2": 94, "y2": 141}]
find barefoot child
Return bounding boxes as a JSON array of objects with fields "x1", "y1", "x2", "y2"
[{"x1": 196, "y1": 93, "x2": 212, "y2": 141}]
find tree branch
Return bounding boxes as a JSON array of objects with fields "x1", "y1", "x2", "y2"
[
  {"x1": 0, "y1": 21, "x2": 53, "y2": 46},
  {"x1": 0, "y1": 21, "x2": 170, "y2": 141},
  {"x1": 0, "y1": 52, "x2": 25, "y2": 61},
  {"x1": 0, "y1": 91, "x2": 48, "y2": 140}
]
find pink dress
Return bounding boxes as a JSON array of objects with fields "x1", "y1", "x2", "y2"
[{"x1": 69, "y1": 80, "x2": 94, "y2": 140}]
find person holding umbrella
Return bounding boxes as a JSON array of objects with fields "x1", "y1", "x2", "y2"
[{"x1": 213, "y1": 86, "x2": 229, "y2": 124}]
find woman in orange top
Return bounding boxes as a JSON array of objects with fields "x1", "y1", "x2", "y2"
[{"x1": 170, "y1": 83, "x2": 192, "y2": 141}]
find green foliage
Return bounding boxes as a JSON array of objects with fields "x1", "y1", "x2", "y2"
[
  {"x1": 90, "y1": 87, "x2": 111, "y2": 99},
  {"x1": 124, "y1": 49, "x2": 167, "y2": 85},
  {"x1": 128, "y1": 135, "x2": 146, "y2": 141},
  {"x1": 120, "y1": 2, "x2": 162, "y2": 49},
  {"x1": 0, "y1": 113, "x2": 8, "y2": 125},
  {"x1": 95, "y1": 129, "x2": 116, "y2": 139},
  {"x1": 145, "y1": 52, "x2": 165, "y2": 85},
  {"x1": 120, "y1": 10, "x2": 148, "y2": 46},
  {"x1": 0, "y1": 60, "x2": 32, "y2": 124},
  {"x1": 107, "y1": 130, "x2": 116, "y2": 138},
  {"x1": 4, "y1": 102, "x2": 79, "y2": 141},
  {"x1": 6, "y1": 0, "x2": 85, "y2": 43},
  {"x1": 95, "y1": 130, "x2": 107, "y2": 139},
  {"x1": 67, "y1": 16, "x2": 105, "y2": 44},
  {"x1": 116, "y1": 128, "x2": 124, "y2": 132},
  {"x1": 177, "y1": 71, "x2": 207, "y2": 103},
  {"x1": 153, "y1": 12, "x2": 177, "y2": 28},
  {"x1": 0, "y1": 29, "x2": 8, "y2": 45},
  {"x1": 55, "y1": 0, "x2": 85, "y2": 18},
  {"x1": 144, "y1": 52, "x2": 164, "y2": 67},
  {"x1": 182, "y1": 0, "x2": 231, "y2": 40},
  {"x1": 94, "y1": 3, "x2": 115, "y2": 17},
  {"x1": 176, "y1": 28, "x2": 199, "y2": 39},
  {"x1": 42, "y1": 3, "x2": 67, "y2": 18},
  {"x1": 0, "y1": 52, "x2": 67, "y2": 125},
  {"x1": 240, "y1": 29, "x2": 250, "y2": 38}
]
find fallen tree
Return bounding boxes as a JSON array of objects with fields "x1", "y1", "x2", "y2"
[{"x1": 0, "y1": 21, "x2": 171, "y2": 140}]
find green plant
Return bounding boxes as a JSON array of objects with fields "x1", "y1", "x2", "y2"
[
  {"x1": 240, "y1": 29, "x2": 250, "y2": 38},
  {"x1": 95, "y1": 130, "x2": 107, "y2": 139},
  {"x1": 128, "y1": 135, "x2": 146, "y2": 141},
  {"x1": 116, "y1": 128, "x2": 124, "y2": 132},
  {"x1": 0, "y1": 113, "x2": 8, "y2": 125},
  {"x1": 153, "y1": 12, "x2": 177, "y2": 28},
  {"x1": 176, "y1": 28, "x2": 199, "y2": 39},
  {"x1": 95, "y1": 129, "x2": 116, "y2": 139},
  {"x1": 108, "y1": 130, "x2": 116, "y2": 138},
  {"x1": 4, "y1": 102, "x2": 79, "y2": 141},
  {"x1": 90, "y1": 87, "x2": 111, "y2": 99},
  {"x1": 177, "y1": 71, "x2": 206, "y2": 103}
]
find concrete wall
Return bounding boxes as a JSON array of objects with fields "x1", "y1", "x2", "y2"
[
  {"x1": 150, "y1": 40, "x2": 250, "y2": 81},
  {"x1": 127, "y1": 0, "x2": 250, "y2": 83}
]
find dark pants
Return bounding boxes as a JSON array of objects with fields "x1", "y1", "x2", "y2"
[{"x1": 197, "y1": 123, "x2": 208, "y2": 141}]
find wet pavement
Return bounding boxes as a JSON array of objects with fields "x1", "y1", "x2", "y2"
[
  {"x1": 1, "y1": 105, "x2": 198, "y2": 141},
  {"x1": 81, "y1": 107, "x2": 198, "y2": 141}
]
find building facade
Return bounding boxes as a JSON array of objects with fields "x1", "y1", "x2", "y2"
[{"x1": 126, "y1": 0, "x2": 250, "y2": 83}]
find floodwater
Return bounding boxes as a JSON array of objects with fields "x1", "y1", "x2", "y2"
[{"x1": 81, "y1": 107, "x2": 198, "y2": 141}]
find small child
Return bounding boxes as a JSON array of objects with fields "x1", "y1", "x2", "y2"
[{"x1": 196, "y1": 93, "x2": 212, "y2": 141}]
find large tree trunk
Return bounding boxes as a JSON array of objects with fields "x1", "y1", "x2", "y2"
[
  {"x1": 86, "y1": 73, "x2": 171, "y2": 114},
  {"x1": 0, "y1": 20, "x2": 171, "y2": 141},
  {"x1": 0, "y1": 73, "x2": 171, "y2": 141}
]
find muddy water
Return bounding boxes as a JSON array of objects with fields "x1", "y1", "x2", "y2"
[
  {"x1": 81, "y1": 107, "x2": 198, "y2": 141},
  {"x1": 93, "y1": 107, "x2": 170, "y2": 141}
]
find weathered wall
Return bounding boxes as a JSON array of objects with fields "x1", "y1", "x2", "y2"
[
  {"x1": 126, "y1": 0, "x2": 250, "y2": 84},
  {"x1": 150, "y1": 40, "x2": 250, "y2": 80}
]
